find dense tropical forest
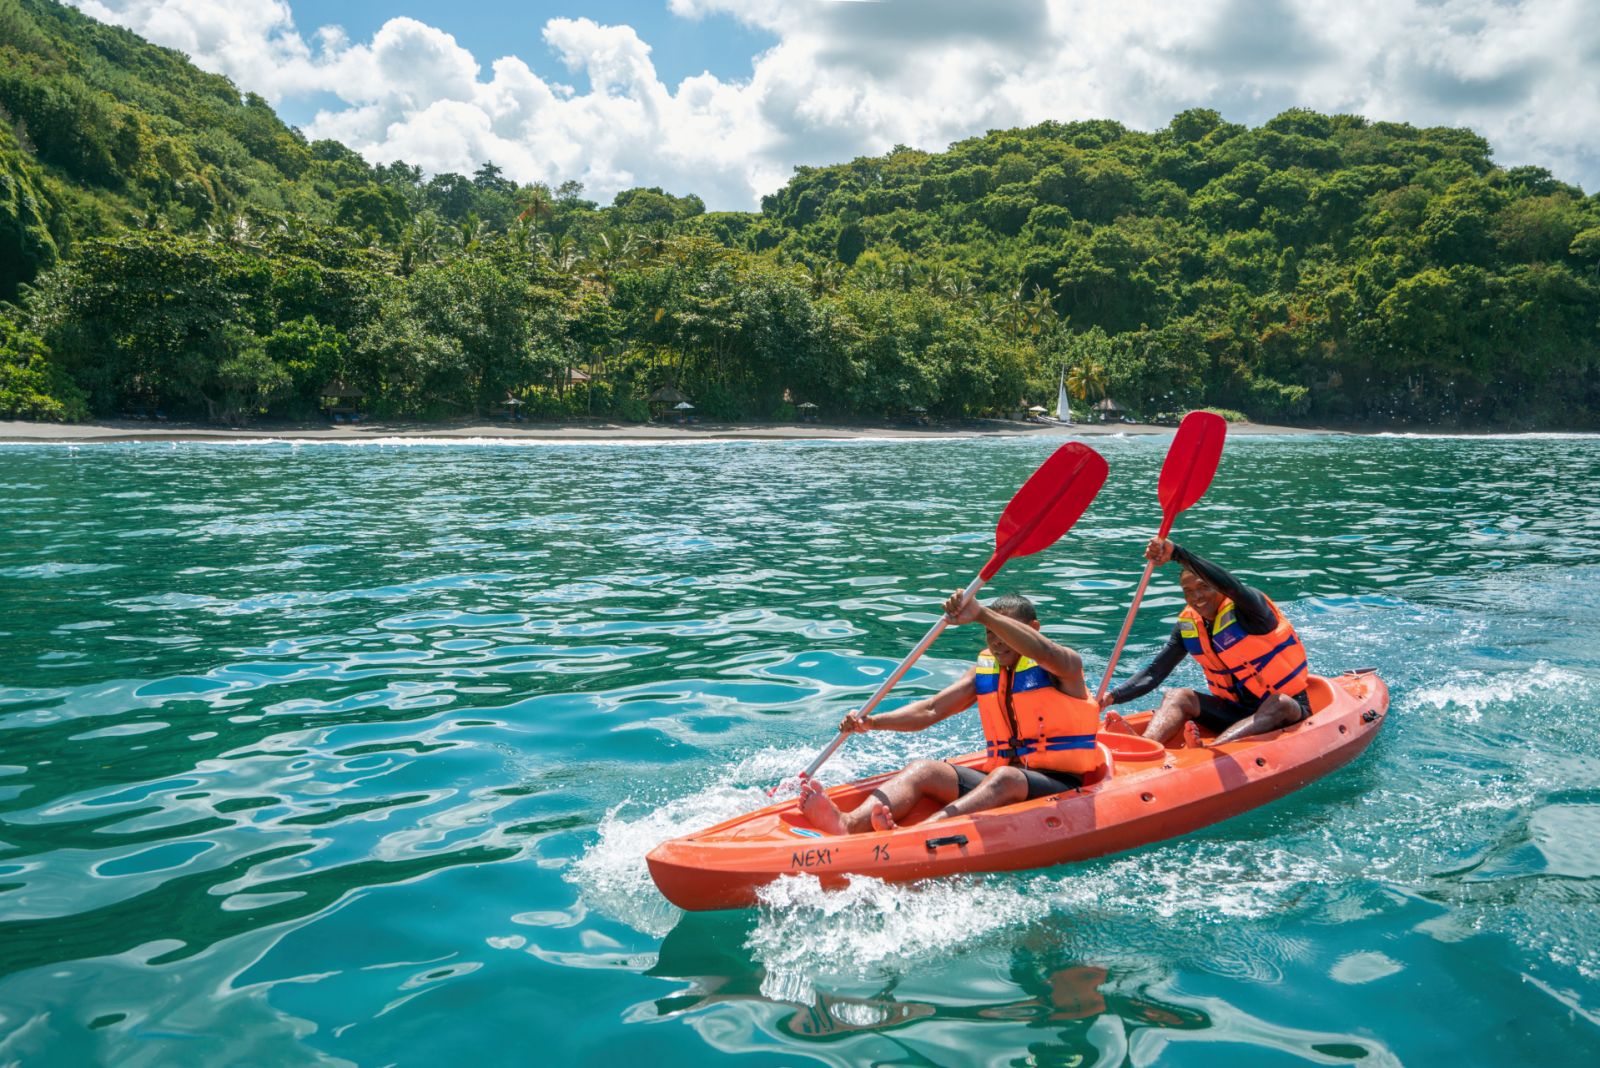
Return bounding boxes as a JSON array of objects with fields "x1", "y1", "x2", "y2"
[{"x1": 2, "y1": 0, "x2": 1598, "y2": 427}]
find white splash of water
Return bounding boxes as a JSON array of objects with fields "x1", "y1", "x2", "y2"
[
  {"x1": 1410, "y1": 661, "x2": 1587, "y2": 723},
  {"x1": 566, "y1": 784, "x2": 770, "y2": 936},
  {"x1": 740, "y1": 839, "x2": 1342, "y2": 984},
  {"x1": 748, "y1": 872, "x2": 1050, "y2": 977},
  {"x1": 728, "y1": 743, "x2": 891, "y2": 799},
  {"x1": 1023, "y1": 842, "x2": 1345, "y2": 922}
]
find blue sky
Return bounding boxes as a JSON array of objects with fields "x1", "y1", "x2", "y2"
[
  {"x1": 279, "y1": 1, "x2": 776, "y2": 128},
  {"x1": 67, "y1": 1, "x2": 1600, "y2": 210}
]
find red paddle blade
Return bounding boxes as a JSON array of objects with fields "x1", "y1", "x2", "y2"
[
  {"x1": 1157, "y1": 411, "x2": 1227, "y2": 527},
  {"x1": 983, "y1": 443, "x2": 1108, "y2": 579}
]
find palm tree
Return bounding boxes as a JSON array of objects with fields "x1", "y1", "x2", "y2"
[
  {"x1": 804, "y1": 260, "x2": 843, "y2": 297},
  {"x1": 207, "y1": 211, "x2": 255, "y2": 249},
  {"x1": 941, "y1": 274, "x2": 978, "y2": 305},
  {"x1": 637, "y1": 223, "x2": 671, "y2": 260},
  {"x1": 455, "y1": 213, "x2": 488, "y2": 254},
  {"x1": 1026, "y1": 285, "x2": 1059, "y2": 338},
  {"x1": 584, "y1": 230, "x2": 637, "y2": 293},
  {"x1": 399, "y1": 213, "x2": 443, "y2": 274},
  {"x1": 1066, "y1": 360, "x2": 1108, "y2": 402},
  {"x1": 538, "y1": 233, "x2": 582, "y2": 276},
  {"x1": 516, "y1": 187, "x2": 554, "y2": 232},
  {"x1": 854, "y1": 260, "x2": 890, "y2": 292},
  {"x1": 976, "y1": 292, "x2": 1004, "y2": 327},
  {"x1": 508, "y1": 216, "x2": 535, "y2": 254}
]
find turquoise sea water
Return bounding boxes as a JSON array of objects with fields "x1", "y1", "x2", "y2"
[{"x1": 1, "y1": 433, "x2": 1598, "y2": 1066}]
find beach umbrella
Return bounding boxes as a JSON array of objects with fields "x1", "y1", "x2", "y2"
[
  {"x1": 797, "y1": 401, "x2": 818, "y2": 410},
  {"x1": 674, "y1": 401, "x2": 695, "y2": 410},
  {"x1": 1028, "y1": 405, "x2": 1048, "y2": 413}
]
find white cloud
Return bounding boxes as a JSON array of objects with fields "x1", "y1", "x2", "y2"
[{"x1": 65, "y1": 1, "x2": 1600, "y2": 209}]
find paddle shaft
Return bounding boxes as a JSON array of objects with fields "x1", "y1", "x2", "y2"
[
  {"x1": 798, "y1": 573, "x2": 986, "y2": 783},
  {"x1": 1094, "y1": 515, "x2": 1173, "y2": 703}
]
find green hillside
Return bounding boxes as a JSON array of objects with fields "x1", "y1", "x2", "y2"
[
  {"x1": 0, "y1": 0, "x2": 329, "y2": 264},
  {"x1": 3, "y1": 0, "x2": 1599, "y2": 427}
]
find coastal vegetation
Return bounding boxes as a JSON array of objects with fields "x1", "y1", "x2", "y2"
[{"x1": 3, "y1": 0, "x2": 1599, "y2": 427}]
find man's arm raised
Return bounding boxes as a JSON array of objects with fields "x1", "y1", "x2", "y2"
[{"x1": 944, "y1": 590, "x2": 1088, "y2": 699}]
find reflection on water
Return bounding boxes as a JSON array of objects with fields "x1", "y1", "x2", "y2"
[
  {"x1": 640, "y1": 912, "x2": 1404, "y2": 1066},
  {"x1": 1, "y1": 436, "x2": 1599, "y2": 1065}
]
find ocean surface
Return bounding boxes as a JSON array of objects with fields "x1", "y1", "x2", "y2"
[{"x1": 1, "y1": 433, "x2": 1597, "y2": 1066}]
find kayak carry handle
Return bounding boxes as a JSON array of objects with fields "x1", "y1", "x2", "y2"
[{"x1": 924, "y1": 834, "x2": 969, "y2": 851}]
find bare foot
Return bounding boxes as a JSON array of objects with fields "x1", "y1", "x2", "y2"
[
  {"x1": 798, "y1": 777, "x2": 849, "y2": 835},
  {"x1": 1102, "y1": 711, "x2": 1135, "y2": 735},
  {"x1": 1182, "y1": 721, "x2": 1205, "y2": 750},
  {"x1": 869, "y1": 800, "x2": 897, "y2": 832}
]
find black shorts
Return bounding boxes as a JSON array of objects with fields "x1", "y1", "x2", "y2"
[
  {"x1": 1194, "y1": 690, "x2": 1312, "y2": 733},
  {"x1": 949, "y1": 762, "x2": 1082, "y2": 800}
]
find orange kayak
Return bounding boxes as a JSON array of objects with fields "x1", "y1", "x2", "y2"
[{"x1": 648, "y1": 670, "x2": 1388, "y2": 911}]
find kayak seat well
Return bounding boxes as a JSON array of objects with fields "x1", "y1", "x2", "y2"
[
  {"x1": 1305, "y1": 675, "x2": 1335, "y2": 715},
  {"x1": 1096, "y1": 732, "x2": 1165, "y2": 762}
]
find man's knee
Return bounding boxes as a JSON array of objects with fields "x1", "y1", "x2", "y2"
[
  {"x1": 1163, "y1": 688, "x2": 1202, "y2": 718},
  {"x1": 908, "y1": 759, "x2": 956, "y2": 786},
  {"x1": 983, "y1": 766, "x2": 1029, "y2": 801},
  {"x1": 1270, "y1": 695, "x2": 1308, "y2": 725}
]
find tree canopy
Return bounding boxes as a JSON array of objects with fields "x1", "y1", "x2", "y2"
[{"x1": 2, "y1": 0, "x2": 1597, "y2": 428}]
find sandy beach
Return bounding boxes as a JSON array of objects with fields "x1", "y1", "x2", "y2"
[{"x1": 0, "y1": 417, "x2": 1326, "y2": 444}]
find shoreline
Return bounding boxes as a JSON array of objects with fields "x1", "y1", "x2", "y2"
[{"x1": 0, "y1": 417, "x2": 1329, "y2": 445}]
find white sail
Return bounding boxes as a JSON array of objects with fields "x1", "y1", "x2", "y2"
[{"x1": 1056, "y1": 371, "x2": 1072, "y2": 424}]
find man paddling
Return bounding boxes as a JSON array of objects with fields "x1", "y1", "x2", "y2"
[
  {"x1": 799, "y1": 591, "x2": 1103, "y2": 834},
  {"x1": 1102, "y1": 538, "x2": 1310, "y2": 747}
]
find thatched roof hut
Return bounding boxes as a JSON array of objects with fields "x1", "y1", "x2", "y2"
[
  {"x1": 648, "y1": 386, "x2": 691, "y2": 406},
  {"x1": 320, "y1": 381, "x2": 365, "y2": 419}
]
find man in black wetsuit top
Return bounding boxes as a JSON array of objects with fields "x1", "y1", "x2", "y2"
[{"x1": 1101, "y1": 537, "x2": 1312, "y2": 748}]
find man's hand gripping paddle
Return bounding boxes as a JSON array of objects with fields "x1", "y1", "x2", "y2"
[
  {"x1": 1094, "y1": 411, "x2": 1227, "y2": 703},
  {"x1": 773, "y1": 442, "x2": 1109, "y2": 795}
]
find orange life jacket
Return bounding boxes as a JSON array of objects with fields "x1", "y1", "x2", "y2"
[
  {"x1": 974, "y1": 650, "x2": 1102, "y2": 775},
  {"x1": 1178, "y1": 595, "x2": 1308, "y2": 702}
]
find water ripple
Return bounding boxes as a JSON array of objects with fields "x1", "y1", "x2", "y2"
[{"x1": 1, "y1": 435, "x2": 1598, "y2": 1065}]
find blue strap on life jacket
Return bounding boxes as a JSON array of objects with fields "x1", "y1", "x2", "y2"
[
  {"x1": 1270, "y1": 660, "x2": 1307, "y2": 690},
  {"x1": 1039, "y1": 734, "x2": 1097, "y2": 751},
  {"x1": 1216, "y1": 634, "x2": 1301, "y2": 683},
  {"x1": 989, "y1": 734, "x2": 1096, "y2": 758},
  {"x1": 1247, "y1": 634, "x2": 1300, "y2": 671}
]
